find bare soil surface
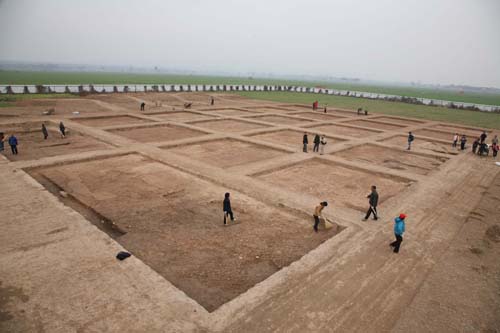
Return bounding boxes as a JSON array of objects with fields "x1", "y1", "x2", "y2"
[
  {"x1": 166, "y1": 139, "x2": 289, "y2": 169},
  {"x1": 372, "y1": 116, "x2": 425, "y2": 126},
  {"x1": 145, "y1": 111, "x2": 216, "y2": 122},
  {"x1": 343, "y1": 119, "x2": 406, "y2": 130},
  {"x1": 381, "y1": 135, "x2": 458, "y2": 155},
  {"x1": 70, "y1": 115, "x2": 154, "y2": 127},
  {"x1": 188, "y1": 119, "x2": 270, "y2": 133},
  {"x1": 304, "y1": 123, "x2": 381, "y2": 138},
  {"x1": 249, "y1": 129, "x2": 345, "y2": 151},
  {"x1": 202, "y1": 108, "x2": 261, "y2": 117},
  {"x1": 246, "y1": 115, "x2": 314, "y2": 126},
  {"x1": 108, "y1": 125, "x2": 208, "y2": 143},
  {"x1": 29, "y1": 154, "x2": 338, "y2": 312},
  {"x1": 414, "y1": 128, "x2": 462, "y2": 141},
  {"x1": 1, "y1": 127, "x2": 109, "y2": 161},
  {"x1": 255, "y1": 158, "x2": 411, "y2": 212},
  {"x1": 291, "y1": 111, "x2": 347, "y2": 121},
  {"x1": 244, "y1": 107, "x2": 292, "y2": 113},
  {"x1": 333, "y1": 144, "x2": 448, "y2": 175},
  {"x1": 431, "y1": 124, "x2": 496, "y2": 138}
]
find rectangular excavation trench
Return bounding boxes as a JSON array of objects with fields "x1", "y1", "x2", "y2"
[
  {"x1": 27, "y1": 154, "x2": 341, "y2": 312},
  {"x1": 332, "y1": 144, "x2": 448, "y2": 175},
  {"x1": 254, "y1": 158, "x2": 413, "y2": 212}
]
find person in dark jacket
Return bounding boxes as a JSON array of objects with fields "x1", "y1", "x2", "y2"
[
  {"x1": 42, "y1": 124, "x2": 49, "y2": 140},
  {"x1": 8, "y1": 134, "x2": 18, "y2": 155},
  {"x1": 472, "y1": 137, "x2": 480, "y2": 154},
  {"x1": 313, "y1": 134, "x2": 321, "y2": 152},
  {"x1": 303, "y1": 133, "x2": 309, "y2": 153},
  {"x1": 460, "y1": 134, "x2": 467, "y2": 150},
  {"x1": 407, "y1": 132, "x2": 414, "y2": 150},
  {"x1": 363, "y1": 185, "x2": 379, "y2": 221},
  {"x1": 140, "y1": 102, "x2": 146, "y2": 111},
  {"x1": 0, "y1": 132, "x2": 5, "y2": 152},
  {"x1": 59, "y1": 122, "x2": 66, "y2": 138},
  {"x1": 480, "y1": 131, "x2": 487, "y2": 144},
  {"x1": 390, "y1": 214, "x2": 406, "y2": 253},
  {"x1": 223, "y1": 192, "x2": 235, "y2": 225}
]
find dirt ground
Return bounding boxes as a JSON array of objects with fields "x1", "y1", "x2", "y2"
[
  {"x1": 70, "y1": 115, "x2": 154, "y2": 127},
  {"x1": 145, "y1": 111, "x2": 216, "y2": 122},
  {"x1": 431, "y1": 124, "x2": 495, "y2": 138},
  {"x1": 1, "y1": 125, "x2": 109, "y2": 161},
  {"x1": 108, "y1": 124, "x2": 208, "y2": 143},
  {"x1": 255, "y1": 158, "x2": 411, "y2": 212},
  {"x1": 245, "y1": 115, "x2": 314, "y2": 126},
  {"x1": 343, "y1": 119, "x2": 407, "y2": 130},
  {"x1": 2, "y1": 92, "x2": 499, "y2": 332},
  {"x1": 249, "y1": 129, "x2": 345, "y2": 151},
  {"x1": 188, "y1": 119, "x2": 270, "y2": 133},
  {"x1": 291, "y1": 111, "x2": 347, "y2": 121},
  {"x1": 29, "y1": 154, "x2": 338, "y2": 312},
  {"x1": 202, "y1": 108, "x2": 261, "y2": 117},
  {"x1": 166, "y1": 139, "x2": 289, "y2": 169},
  {"x1": 304, "y1": 123, "x2": 382, "y2": 138},
  {"x1": 381, "y1": 134, "x2": 458, "y2": 155},
  {"x1": 333, "y1": 144, "x2": 448, "y2": 175}
]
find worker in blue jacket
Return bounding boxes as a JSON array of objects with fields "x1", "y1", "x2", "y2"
[
  {"x1": 8, "y1": 134, "x2": 18, "y2": 155},
  {"x1": 223, "y1": 192, "x2": 236, "y2": 225},
  {"x1": 390, "y1": 213, "x2": 406, "y2": 253}
]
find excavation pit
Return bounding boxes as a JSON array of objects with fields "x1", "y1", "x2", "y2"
[
  {"x1": 188, "y1": 119, "x2": 270, "y2": 133},
  {"x1": 248, "y1": 129, "x2": 345, "y2": 151},
  {"x1": 203, "y1": 108, "x2": 261, "y2": 117},
  {"x1": 254, "y1": 158, "x2": 412, "y2": 212},
  {"x1": 107, "y1": 124, "x2": 209, "y2": 143},
  {"x1": 27, "y1": 154, "x2": 340, "y2": 312},
  {"x1": 71, "y1": 115, "x2": 154, "y2": 127},
  {"x1": 146, "y1": 111, "x2": 216, "y2": 122},
  {"x1": 333, "y1": 144, "x2": 448, "y2": 175},
  {"x1": 304, "y1": 123, "x2": 381, "y2": 138},
  {"x1": 372, "y1": 116, "x2": 426, "y2": 126},
  {"x1": 246, "y1": 115, "x2": 314, "y2": 126},
  {"x1": 291, "y1": 112, "x2": 347, "y2": 121},
  {"x1": 343, "y1": 119, "x2": 405, "y2": 131},
  {"x1": 0, "y1": 123, "x2": 110, "y2": 161},
  {"x1": 380, "y1": 135, "x2": 458, "y2": 155},
  {"x1": 245, "y1": 106, "x2": 292, "y2": 113},
  {"x1": 165, "y1": 138, "x2": 289, "y2": 169}
]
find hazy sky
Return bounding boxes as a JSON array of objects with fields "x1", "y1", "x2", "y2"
[{"x1": 1, "y1": 0, "x2": 499, "y2": 87}]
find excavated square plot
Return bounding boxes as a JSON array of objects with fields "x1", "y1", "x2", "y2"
[
  {"x1": 372, "y1": 116, "x2": 425, "y2": 126},
  {"x1": 304, "y1": 123, "x2": 381, "y2": 138},
  {"x1": 332, "y1": 144, "x2": 448, "y2": 175},
  {"x1": 204, "y1": 108, "x2": 261, "y2": 117},
  {"x1": 71, "y1": 115, "x2": 153, "y2": 127},
  {"x1": 343, "y1": 119, "x2": 404, "y2": 131},
  {"x1": 107, "y1": 124, "x2": 208, "y2": 143},
  {"x1": 247, "y1": 115, "x2": 314, "y2": 126},
  {"x1": 248, "y1": 129, "x2": 345, "y2": 150},
  {"x1": 1, "y1": 125, "x2": 109, "y2": 161},
  {"x1": 145, "y1": 111, "x2": 215, "y2": 122},
  {"x1": 246, "y1": 107, "x2": 292, "y2": 113},
  {"x1": 255, "y1": 158, "x2": 411, "y2": 211},
  {"x1": 188, "y1": 119, "x2": 270, "y2": 133},
  {"x1": 413, "y1": 129, "x2": 459, "y2": 141},
  {"x1": 430, "y1": 124, "x2": 492, "y2": 138},
  {"x1": 28, "y1": 154, "x2": 337, "y2": 312},
  {"x1": 380, "y1": 135, "x2": 458, "y2": 155},
  {"x1": 292, "y1": 112, "x2": 347, "y2": 121},
  {"x1": 165, "y1": 138, "x2": 289, "y2": 168}
]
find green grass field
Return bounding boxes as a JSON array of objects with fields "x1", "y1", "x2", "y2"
[
  {"x1": 1, "y1": 70, "x2": 500, "y2": 106},
  {"x1": 0, "y1": 93, "x2": 74, "y2": 107},
  {"x1": 234, "y1": 91, "x2": 500, "y2": 130}
]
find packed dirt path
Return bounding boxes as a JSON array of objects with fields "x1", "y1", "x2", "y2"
[{"x1": 1, "y1": 92, "x2": 499, "y2": 332}]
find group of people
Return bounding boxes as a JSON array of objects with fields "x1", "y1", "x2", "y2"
[
  {"x1": 302, "y1": 133, "x2": 327, "y2": 154},
  {"x1": 0, "y1": 122, "x2": 67, "y2": 157},
  {"x1": 313, "y1": 185, "x2": 407, "y2": 253},
  {"x1": 470, "y1": 131, "x2": 498, "y2": 157}
]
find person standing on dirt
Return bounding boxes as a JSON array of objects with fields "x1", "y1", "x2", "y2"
[
  {"x1": 59, "y1": 122, "x2": 66, "y2": 138},
  {"x1": 313, "y1": 201, "x2": 328, "y2": 232},
  {"x1": 492, "y1": 135, "x2": 498, "y2": 146},
  {"x1": 363, "y1": 185, "x2": 379, "y2": 221},
  {"x1": 42, "y1": 124, "x2": 49, "y2": 140},
  {"x1": 8, "y1": 134, "x2": 18, "y2": 155},
  {"x1": 480, "y1": 131, "x2": 487, "y2": 144},
  {"x1": 319, "y1": 136, "x2": 327, "y2": 155},
  {"x1": 472, "y1": 137, "x2": 480, "y2": 154},
  {"x1": 140, "y1": 102, "x2": 146, "y2": 111},
  {"x1": 210, "y1": 97, "x2": 215, "y2": 106},
  {"x1": 492, "y1": 142, "x2": 499, "y2": 158},
  {"x1": 390, "y1": 213, "x2": 406, "y2": 253},
  {"x1": 407, "y1": 132, "x2": 414, "y2": 150},
  {"x1": 452, "y1": 133, "x2": 459, "y2": 148},
  {"x1": 223, "y1": 192, "x2": 236, "y2": 225},
  {"x1": 460, "y1": 134, "x2": 467, "y2": 150},
  {"x1": 313, "y1": 134, "x2": 321, "y2": 153},
  {"x1": 303, "y1": 132, "x2": 309, "y2": 153},
  {"x1": 0, "y1": 132, "x2": 5, "y2": 153}
]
